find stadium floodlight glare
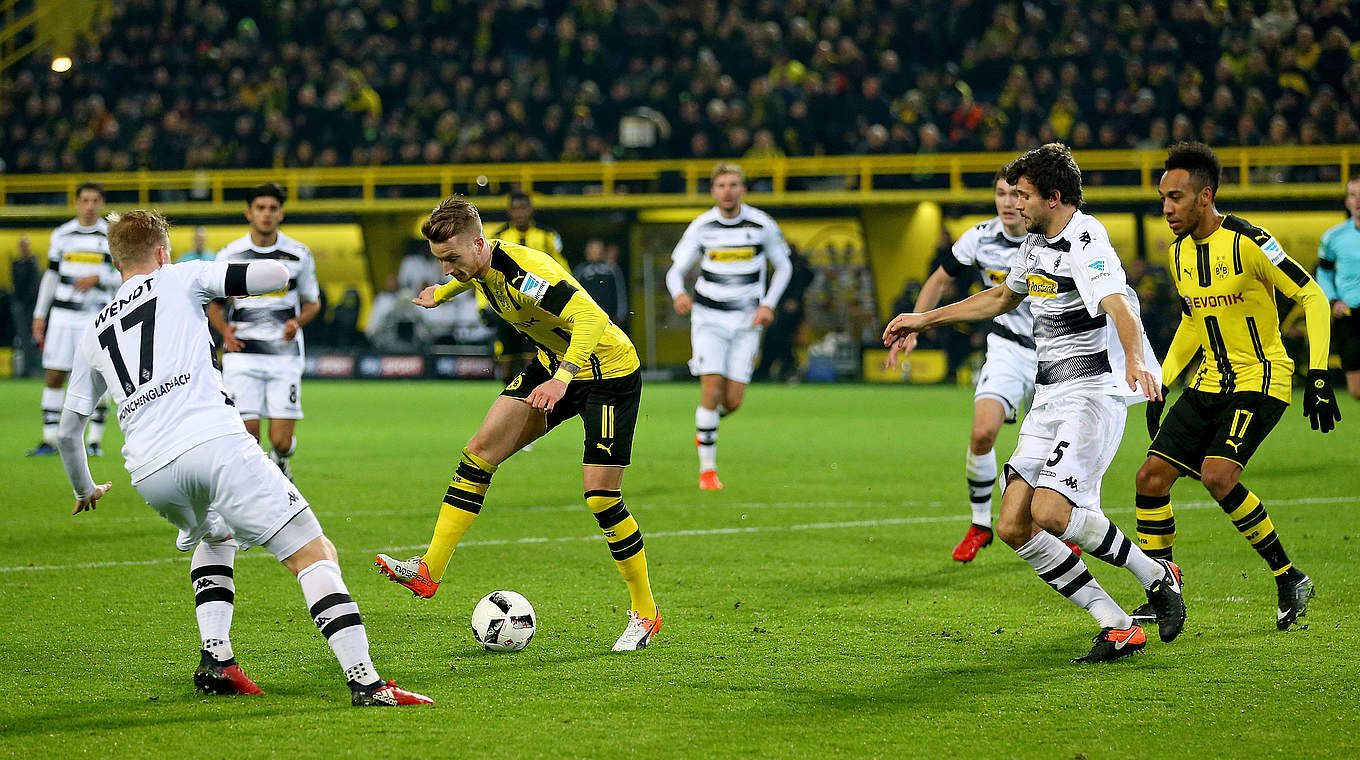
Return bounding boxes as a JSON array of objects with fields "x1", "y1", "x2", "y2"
[{"x1": 51, "y1": 56, "x2": 73, "y2": 73}]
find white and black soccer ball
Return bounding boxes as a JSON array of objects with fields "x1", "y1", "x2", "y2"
[{"x1": 470, "y1": 590, "x2": 536, "y2": 652}]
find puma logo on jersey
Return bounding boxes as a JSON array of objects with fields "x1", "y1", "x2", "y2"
[{"x1": 1225, "y1": 439, "x2": 1243, "y2": 452}]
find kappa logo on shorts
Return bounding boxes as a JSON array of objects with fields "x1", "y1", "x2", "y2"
[
  {"x1": 289, "y1": 492, "x2": 299, "y2": 504},
  {"x1": 1062, "y1": 476, "x2": 1079, "y2": 490}
]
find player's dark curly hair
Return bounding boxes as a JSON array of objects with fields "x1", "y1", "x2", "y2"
[
  {"x1": 245, "y1": 181, "x2": 287, "y2": 207},
  {"x1": 1164, "y1": 141, "x2": 1221, "y2": 198},
  {"x1": 1003, "y1": 143, "x2": 1083, "y2": 208}
]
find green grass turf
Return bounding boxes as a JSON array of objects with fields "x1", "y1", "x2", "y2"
[{"x1": 1, "y1": 378, "x2": 1358, "y2": 758}]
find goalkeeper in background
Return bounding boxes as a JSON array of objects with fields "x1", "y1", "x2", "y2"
[
  {"x1": 374, "y1": 196, "x2": 660, "y2": 652},
  {"x1": 1135, "y1": 142, "x2": 1339, "y2": 632}
]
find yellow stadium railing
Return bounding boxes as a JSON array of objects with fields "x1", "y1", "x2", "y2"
[{"x1": 1, "y1": 145, "x2": 1355, "y2": 218}]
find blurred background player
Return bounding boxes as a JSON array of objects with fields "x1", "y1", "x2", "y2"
[
  {"x1": 27, "y1": 182, "x2": 116, "y2": 457},
  {"x1": 1316, "y1": 176, "x2": 1360, "y2": 400},
  {"x1": 482, "y1": 190, "x2": 567, "y2": 379},
  {"x1": 884, "y1": 145, "x2": 1184, "y2": 663},
  {"x1": 177, "y1": 225, "x2": 215, "y2": 262},
  {"x1": 375, "y1": 197, "x2": 660, "y2": 652},
  {"x1": 209, "y1": 183, "x2": 320, "y2": 480},
  {"x1": 1137, "y1": 142, "x2": 1337, "y2": 631},
  {"x1": 57, "y1": 210, "x2": 430, "y2": 706},
  {"x1": 903, "y1": 169, "x2": 1036, "y2": 562},
  {"x1": 667, "y1": 162, "x2": 792, "y2": 490}
]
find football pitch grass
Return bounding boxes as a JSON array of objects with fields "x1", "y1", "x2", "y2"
[{"x1": 2, "y1": 378, "x2": 1357, "y2": 758}]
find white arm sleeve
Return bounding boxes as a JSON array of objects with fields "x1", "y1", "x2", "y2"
[
  {"x1": 59, "y1": 352, "x2": 106, "y2": 499},
  {"x1": 33, "y1": 269, "x2": 58, "y2": 318},
  {"x1": 760, "y1": 226, "x2": 793, "y2": 309},
  {"x1": 58, "y1": 407, "x2": 98, "y2": 499},
  {"x1": 297, "y1": 253, "x2": 321, "y2": 303},
  {"x1": 185, "y1": 260, "x2": 291, "y2": 302},
  {"x1": 665, "y1": 222, "x2": 705, "y2": 299}
]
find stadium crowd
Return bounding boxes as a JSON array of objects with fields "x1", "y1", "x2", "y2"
[{"x1": 2, "y1": 0, "x2": 1358, "y2": 175}]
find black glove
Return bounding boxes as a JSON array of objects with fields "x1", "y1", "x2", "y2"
[
  {"x1": 1303, "y1": 370, "x2": 1341, "y2": 434},
  {"x1": 1145, "y1": 386, "x2": 1169, "y2": 440}
]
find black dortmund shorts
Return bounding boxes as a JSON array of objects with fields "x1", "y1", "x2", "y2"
[
  {"x1": 501, "y1": 362, "x2": 641, "y2": 466},
  {"x1": 1149, "y1": 388, "x2": 1287, "y2": 476}
]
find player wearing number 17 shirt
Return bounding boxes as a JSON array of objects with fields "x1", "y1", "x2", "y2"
[
  {"x1": 1133, "y1": 142, "x2": 1337, "y2": 632},
  {"x1": 884, "y1": 144, "x2": 1185, "y2": 663},
  {"x1": 56, "y1": 210, "x2": 431, "y2": 706}
]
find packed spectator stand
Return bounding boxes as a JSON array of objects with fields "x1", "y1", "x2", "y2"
[{"x1": 3, "y1": 0, "x2": 1358, "y2": 176}]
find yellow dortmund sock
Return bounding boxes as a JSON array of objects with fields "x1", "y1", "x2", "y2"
[
  {"x1": 1135, "y1": 493, "x2": 1176, "y2": 560},
  {"x1": 1219, "y1": 484, "x2": 1293, "y2": 576},
  {"x1": 424, "y1": 449, "x2": 497, "y2": 581},
  {"x1": 586, "y1": 489, "x2": 657, "y2": 619}
]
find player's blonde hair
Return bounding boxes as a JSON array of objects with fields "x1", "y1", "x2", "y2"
[
  {"x1": 108, "y1": 209, "x2": 171, "y2": 270},
  {"x1": 421, "y1": 195, "x2": 483, "y2": 243},
  {"x1": 711, "y1": 161, "x2": 745, "y2": 183}
]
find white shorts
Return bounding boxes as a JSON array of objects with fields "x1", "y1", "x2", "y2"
[
  {"x1": 42, "y1": 322, "x2": 88, "y2": 372},
  {"x1": 221, "y1": 354, "x2": 304, "y2": 420},
  {"x1": 689, "y1": 316, "x2": 763, "y2": 384},
  {"x1": 133, "y1": 432, "x2": 315, "y2": 552},
  {"x1": 974, "y1": 334, "x2": 1037, "y2": 422},
  {"x1": 1003, "y1": 391, "x2": 1126, "y2": 512}
]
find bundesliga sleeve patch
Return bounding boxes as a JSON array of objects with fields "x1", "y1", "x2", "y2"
[
  {"x1": 1087, "y1": 258, "x2": 1112, "y2": 282},
  {"x1": 517, "y1": 272, "x2": 551, "y2": 301}
]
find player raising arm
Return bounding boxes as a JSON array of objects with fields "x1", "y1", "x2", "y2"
[
  {"x1": 374, "y1": 196, "x2": 660, "y2": 652},
  {"x1": 58, "y1": 210, "x2": 431, "y2": 706},
  {"x1": 885, "y1": 144, "x2": 1184, "y2": 663},
  {"x1": 1134, "y1": 142, "x2": 1338, "y2": 631}
]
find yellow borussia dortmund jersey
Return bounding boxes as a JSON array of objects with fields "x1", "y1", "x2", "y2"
[
  {"x1": 435, "y1": 240, "x2": 638, "y2": 380},
  {"x1": 477, "y1": 223, "x2": 566, "y2": 313},
  {"x1": 1168, "y1": 215, "x2": 1318, "y2": 402}
]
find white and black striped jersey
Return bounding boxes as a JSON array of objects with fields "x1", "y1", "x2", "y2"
[
  {"x1": 666, "y1": 204, "x2": 792, "y2": 318},
  {"x1": 216, "y1": 231, "x2": 320, "y2": 359},
  {"x1": 64, "y1": 262, "x2": 255, "y2": 481},
  {"x1": 34, "y1": 218, "x2": 117, "y2": 329},
  {"x1": 1004, "y1": 210, "x2": 1159, "y2": 405},
  {"x1": 945, "y1": 217, "x2": 1034, "y2": 350}
]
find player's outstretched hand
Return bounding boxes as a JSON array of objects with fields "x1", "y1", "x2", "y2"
[
  {"x1": 753, "y1": 305, "x2": 775, "y2": 328},
  {"x1": 525, "y1": 378, "x2": 567, "y2": 414},
  {"x1": 73, "y1": 482, "x2": 113, "y2": 515},
  {"x1": 882, "y1": 313, "x2": 926, "y2": 344},
  {"x1": 883, "y1": 334, "x2": 918, "y2": 370},
  {"x1": 1303, "y1": 370, "x2": 1341, "y2": 434},
  {"x1": 1145, "y1": 386, "x2": 1169, "y2": 439},
  {"x1": 1125, "y1": 363, "x2": 1162, "y2": 401},
  {"x1": 412, "y1": 285, "x2": 439, "y2": 309}
]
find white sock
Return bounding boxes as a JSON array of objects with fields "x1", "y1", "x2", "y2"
[
  {"x1": 1061, "y1": 508, "x2": 1164, "y2": 589},
  {"x1": 191, "y1": 540, "x2": 238, "y2": 662},
  {"x1": 695, "y1": 405, "x2": 719, "y2": 473},
  {"x1": 296, "y1": 560, "x2": 380, "y2": 687},
  {"x1": 274, "y1": 435, "x2": 297, "y2": 460},
  {"x1": 41, "y1": 387, "x2": 63, "y2": 445},
  {"x1": 1016, "y1": 531, "x2": 1131, "y2": 629},
  {"x1": 965, "y1": 448, "x2": 997, "y2": 528}
]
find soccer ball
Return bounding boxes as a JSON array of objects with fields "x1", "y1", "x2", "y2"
[{"x1": 470, "y1": 590, "x2": 536, "y2": 652}]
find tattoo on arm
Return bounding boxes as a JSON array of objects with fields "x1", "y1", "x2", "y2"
[{"x1": 558, "y1": 361, "x2": 581, "y2": 376}]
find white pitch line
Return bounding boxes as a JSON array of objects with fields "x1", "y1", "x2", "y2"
[{"x1": 2, "y1": 495, "x2": 1355, "y2": 575}]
